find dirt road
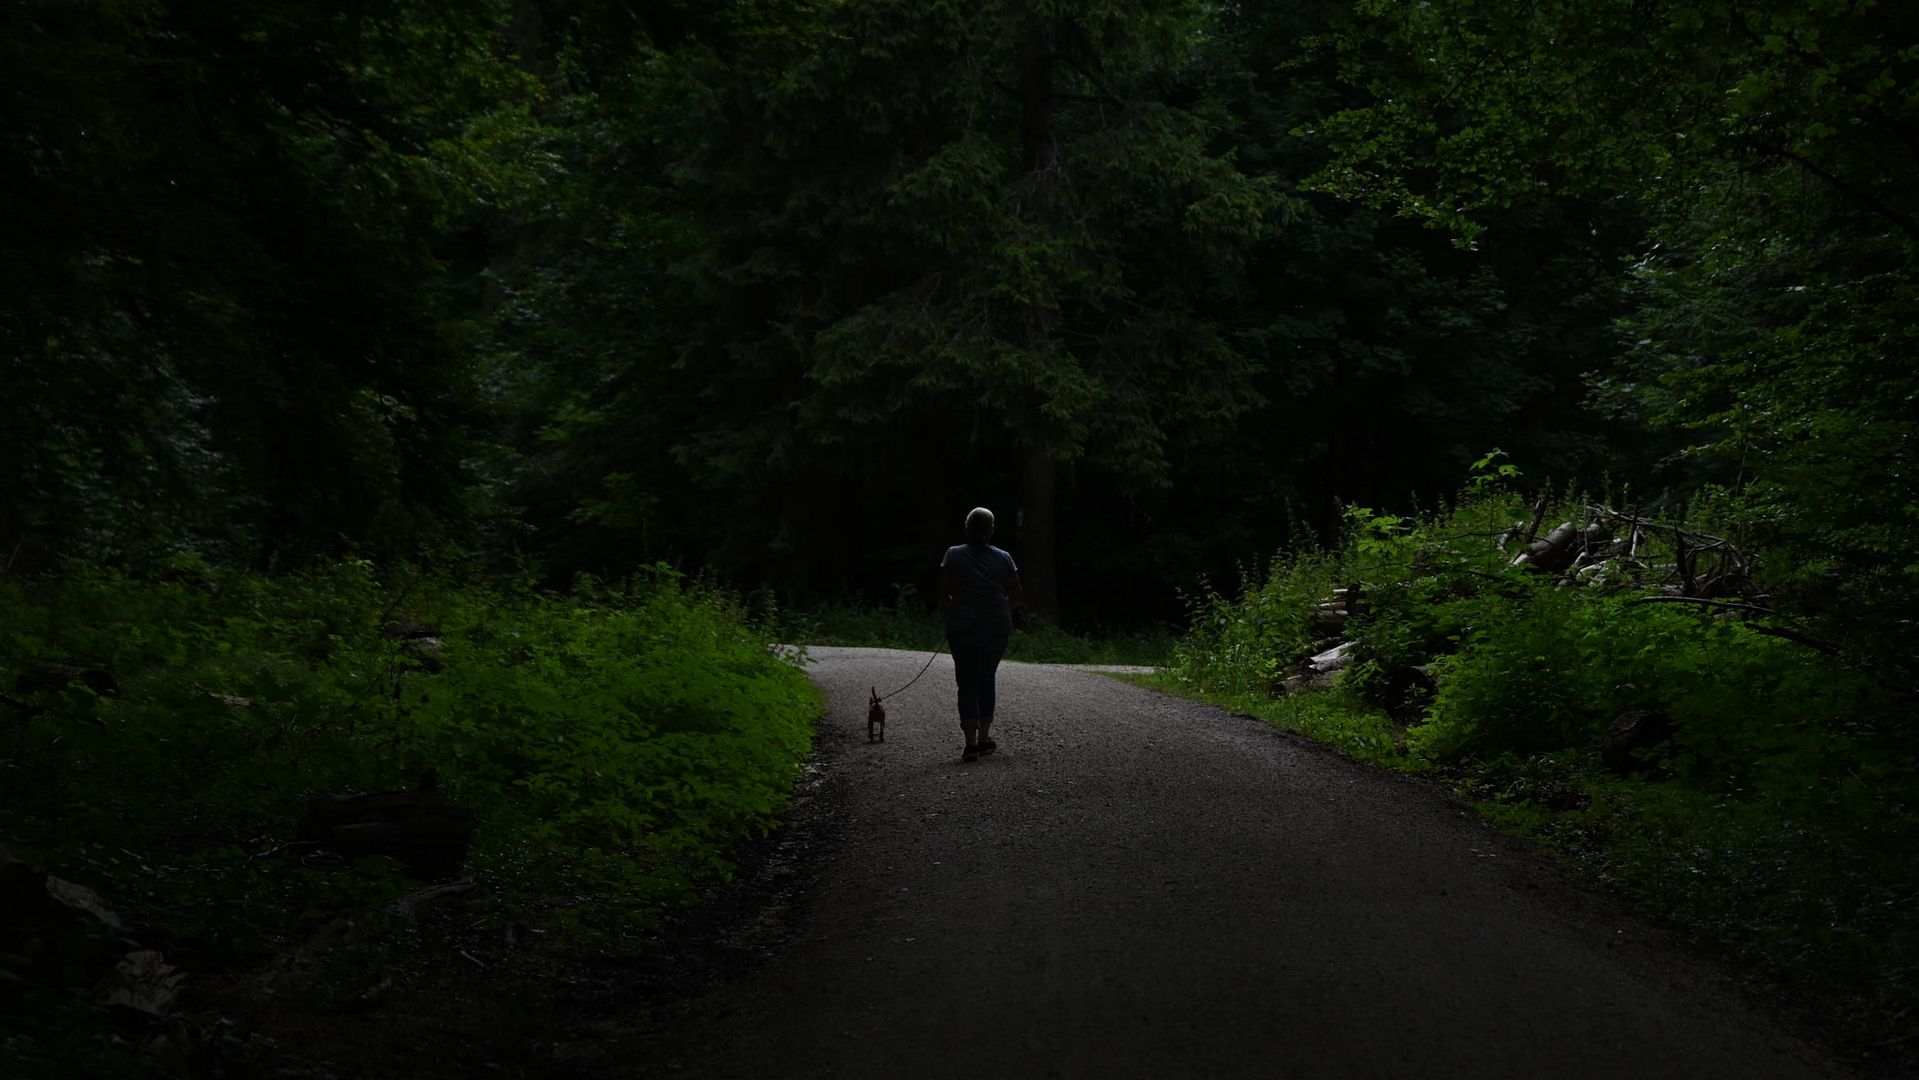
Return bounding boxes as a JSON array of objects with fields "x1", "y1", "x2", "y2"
[{"x1": 593, "y1": 646, "x2": 1842, "y2": 1079}]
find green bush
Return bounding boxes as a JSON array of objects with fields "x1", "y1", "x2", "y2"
[
  {"x1": 1162, "y1": 483, "x2": 1919, "y2": 1014},
  {"x1": 400, "y1": 574, "x2": 819, "y2": 913},
  {"x1": 793, "y1": 600, "x2": 1175, "y2": 666},
  {"x1": 1167, "y1": 550, "x2": 1346, "y2": 698},
  {"x1": 0, "y1": 562, "x2": 820, "y2": 962}
]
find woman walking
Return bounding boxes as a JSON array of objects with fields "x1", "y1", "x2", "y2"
[{"x1": 938, "y1": 507, "x2": 1026, "y2": 763}]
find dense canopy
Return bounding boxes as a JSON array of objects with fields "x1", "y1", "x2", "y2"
[{"x1": 3, "y1": 0, "x2": 1913, "y2": 652}]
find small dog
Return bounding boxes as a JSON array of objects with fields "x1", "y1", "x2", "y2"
[{"x1": 867, "y1": 687, "x2": 886, "y2": 743}]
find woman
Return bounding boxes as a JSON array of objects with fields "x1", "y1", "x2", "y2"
[{"x1": 938, "y1": 507, "x2": 1026, "y2": 763}]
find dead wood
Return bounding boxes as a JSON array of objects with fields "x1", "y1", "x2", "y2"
[
  {"x1": 1522, "y1": 495, "x2": 1549, "y2": 545},
  {"x1": 1514, "y1": 522, "x2": 1580, "y2": 572}
]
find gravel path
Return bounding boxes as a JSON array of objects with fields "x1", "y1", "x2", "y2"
[{"x1": 606, "y1": 646, "x2": 1841, "y2": 1079}]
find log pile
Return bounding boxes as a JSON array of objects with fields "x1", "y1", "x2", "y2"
[
  {"x1": 1501, "y1": 504, "x2": 1760, "y2": 602},
  {"x1": 1275, "y1": 586, "x2": 1365, "y2": 693}
]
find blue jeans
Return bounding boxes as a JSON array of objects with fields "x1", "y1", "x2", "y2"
[{"x1": 947, "y1": 625, "x2": 1009, "y2": 733}]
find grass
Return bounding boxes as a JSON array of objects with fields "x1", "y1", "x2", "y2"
[
  {"x1": 1146, "y1": 483, "x2": 1919, "y2": 1057},
  {"x1": 788, "y1": 603, "x2": 1176, "y2": 666},
  {"x1": 1, "y1": 562, "x2": 822, "y2": 1076},
  {"x1": 1133, "y1": 673, "x2": 1919, "y2": 1058},
  {"x1": 1124, "y1": 674, "x2": 1417, "y2": 769}
]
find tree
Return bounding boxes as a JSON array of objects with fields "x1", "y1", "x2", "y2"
[
  {"x1": 0, "y1": 0, "x2": 541, "y2": 566},
  {"x1": 646, "y1": 0, "x2": 1288, "y2": 616},
  {"x1": 1312, "y1": 0, "x2": 1919, "y2": 678}
]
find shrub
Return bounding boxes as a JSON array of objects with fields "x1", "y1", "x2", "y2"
[
  {"x1": 1167, "y1": 550, "x2": 1345, "y2": 698},
  {"x1": 0, "y1": 563, "x2": 820, "y2": 964},
  {"x1": 793, "y1": 599, "x2": 1175, "y2": 666},
  {"x1": 1161, "y1": 481, "x2": 1919, "y2": 1017}
]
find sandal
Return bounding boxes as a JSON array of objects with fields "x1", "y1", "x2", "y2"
[
  {"x1": 976, "y1": 738, "x2": 997, "y2": 756},
  {"x1": 962, "y1": 746, "x2": 979, "y2": 763}
]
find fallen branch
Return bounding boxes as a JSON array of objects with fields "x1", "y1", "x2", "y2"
[{"x1": 1523, "y1": 495, "x2": 1549, "y2": 545}]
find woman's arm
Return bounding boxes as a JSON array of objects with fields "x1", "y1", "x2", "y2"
[
  {"x1": 1006, "y1": 572, "x2": 1027, "y2": 610},
  {"x1": 938, "y1": 566, "x2": 952, "y2": 613}
]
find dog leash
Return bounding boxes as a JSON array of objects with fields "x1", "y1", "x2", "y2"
[{"x1": 875, "y1": 646, "x2": 945, "y2": 702}]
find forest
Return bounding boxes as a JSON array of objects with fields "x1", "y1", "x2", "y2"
[{"x1": 4, "y1": 0, "x2": 1917, "y2": 1074}]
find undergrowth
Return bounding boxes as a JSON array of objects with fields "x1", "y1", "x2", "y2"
[
  {"x1": 1157, "y1": 480, "x2": 1919, "y2": 1040},
  {"x1": 791, "y1": 598, "x2": 1174, "y2": 666},
  {"x1": 0, "y1": 561, "x2": 820, "y2": 962}
]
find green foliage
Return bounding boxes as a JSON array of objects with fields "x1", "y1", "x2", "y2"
[
  {"x1": 395, "y1": 573, "x2": 819, "y2": 915},
  {"x1": 1005, "y1": 616, "x2": 1176, "y2": 667},
  {"x1": 1166, "y1": 482, "x2": 1918, "y2": 1013},
  {"x1": 1142, "y1": 676, "x2": 1416, "y2": 771},
  {"x1": 1167, "y1": 552, "x2": 1346, "y2": 699},
  {"x1": 1313, "y1": 0, "x2": 1919, "y2": 682},
  {"x1": 0, "y1": 565, "x2": 820, "y2": 959},
  {"x1": 0, "y1": 0, "x2": 546, "y2": 565},
  {"x1": 792, "y1": 599, "x2": 1175, "y2": 666}
]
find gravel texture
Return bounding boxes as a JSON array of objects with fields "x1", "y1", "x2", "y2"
[{"x1": 598, "y1": 646, "x2": 1843, "y2": 1079}]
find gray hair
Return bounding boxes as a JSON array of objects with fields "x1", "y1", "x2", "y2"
[{"x1": 964, "y1": 507, "x2": 995, "y2": 543}]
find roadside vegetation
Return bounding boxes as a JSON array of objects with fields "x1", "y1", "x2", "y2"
[
  {"x1": 791, "y1": 597, "x2": 1175, "y2": 667},
  {"x1": 1, "y1": 563, "x2": 818, "y2": 1073},
  {"x1": 1152, "y1": 475, "x2": 1919, "y2": 1042},
  {"x1": 8, "y1": 0, "x2": 1919, "y2": 1070}
]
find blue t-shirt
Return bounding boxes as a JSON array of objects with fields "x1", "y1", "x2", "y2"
[{"x1": 941, "y1": 543, "x2": 1019, "y2": 633}]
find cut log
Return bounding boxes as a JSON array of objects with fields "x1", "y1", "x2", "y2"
[
  {"x1": 298, "y1": 790, "x2": 475, "y2": 879},
  {"x1": 1513, "y1": 522, "x2": 1580, "y2": 572},
  {"x1": 1378, "y1": 663, "x2": 1438, "y2": 719},
  {"x1": 1308, "y1": 641, "x2": 1356, "y2": 674},
  {"x1": 1603, "y1": 709, "x2": 1674, "y2": 775},
  {"x1": 1341, "y1": 583, "x2": 1366, "y2": 618},
  {"x1": 1305, "y1": 635, "x2": 1345, "y2": 659}
]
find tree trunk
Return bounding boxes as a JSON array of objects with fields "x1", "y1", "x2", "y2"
[
  {"x1": 1014, "y1": 19, "x2": 1063, "y2": 623},
  {"x1": 1020, "y1": 445, "x2": 1060, "y2": 621}
]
